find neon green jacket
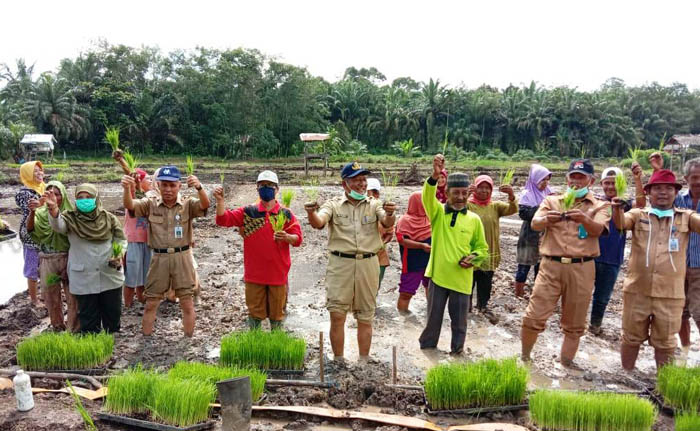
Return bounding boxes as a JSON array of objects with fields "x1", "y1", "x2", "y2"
[{"x1": 422, "y1": 177, "x2": 489, "y2": 294}]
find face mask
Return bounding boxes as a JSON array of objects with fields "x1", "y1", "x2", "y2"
[
  {"x1": 650, "y1": 207, "x2": 674, "y2": 218},
  {"x1": 258, "y1": 186, "x2": 276, "y2": 202},
  {"x1": 76, "y1": 198, "x2": 96, "y2": 213},
  {"x1": 567, "y1": 187, "x2": 589, "y2": 199},
  {"x1": 348, "y1": 189, "x2": 367, "y2": 201}
]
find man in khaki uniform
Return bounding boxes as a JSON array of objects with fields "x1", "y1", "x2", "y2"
[
  {"x1": 122, "y1": 166, "x2": 209, "y2": 337},
  {"x1": 305, "y1": 162, "x2": 395, "y2": 361},
  {"x1": 522, "y1": 159, "x2": 610, "y2": 367},
  {"x1": 613, "y1": 169, "x2": 700, "y2": 371}
]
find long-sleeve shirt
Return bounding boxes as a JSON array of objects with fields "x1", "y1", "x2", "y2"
[
  {"x1": 422, "y1": 178, "x2": 489, "y2": 295},
  {"x1": 619, "y1": 208, "x2": 700, "y2": 299},
  {"x1": 674, "y1": 190, "x2": 700, "y2": 268},
  {"x1": 49, "y1": 214, "x2": 125, "y2": 295},
  {"x1": 467, "y1": 199, "x2": 518, "y2": 271},
  {"x1": 216, "y1": 201, "x2": 302, "y2": 286},
  {"x1": 15, "y1": 187, "x2": 41, "y2": 249}
]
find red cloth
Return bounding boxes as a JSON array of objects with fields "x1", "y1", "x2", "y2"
[
  {"x1": 436, "y1": 169, "x2": 448, "y2": 203},
  {"x1": 396, "y1": 192, "x2": 432, "y2": 242},
  {"x1": 215, "y1": 201, "x2": 303, "y2": 286},
  {"x1": 468, "y1": 175, "x2": 493, "y2": 206}
]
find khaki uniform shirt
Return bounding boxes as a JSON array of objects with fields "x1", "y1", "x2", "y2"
[
  {"x1": 532, "y1": 192, "x2": 610, "y2": 258},
  {"x1": 132, "y1": 194, "x2": 207, "y2": 249},
  {"x1": 317, "y1": 195, "x2": 387, "y2": 254},
  {"x1": 621, "y1": 208, "x2": 700, "y2": 299}
]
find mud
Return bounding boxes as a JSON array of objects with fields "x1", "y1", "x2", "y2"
[{"x1": 0, "y1": 175, "x2": 692, "y2": 430}]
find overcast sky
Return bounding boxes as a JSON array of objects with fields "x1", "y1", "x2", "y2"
[{"x1": 2, "y1": 0, "x2": 699, "y2": 91}]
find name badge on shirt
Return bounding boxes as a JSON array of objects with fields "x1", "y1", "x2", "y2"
[
  {"x1": 578, "y1": 224, "x2": 588, "y2": 239},
  {"x1": 669, "y1": 237, "x2": 679, "y2": 253},
  {"x1": 174, "y1": 226, "x2": 183, "y2": 239}
]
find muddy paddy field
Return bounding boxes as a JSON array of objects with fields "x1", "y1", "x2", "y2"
[{"x1": 0, "y1": 159, "x2": 693, "y2": 430}]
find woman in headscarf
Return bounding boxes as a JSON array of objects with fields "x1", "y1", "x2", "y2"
[
  {"x1": 514, "y1": 164, "x2": 552, "y2": 297},
  {"x1": 28, "y1": 181, "x2": 79, "y2": 331},
  {"x1": 435, "y1": 168, "x2": 448, "y2": 203},
  {"x1": 395, "y1": 191, "x2": 432, "y2": 312},
  {"x1": 15, "y1": 161, "x2": 46, "y2": 306},
  {"x1": 466, "y1": 175, "x2": 518, "y2": 323},
  {"x1": 47, "y1": 184, "x2": 126, "y2": 333}
]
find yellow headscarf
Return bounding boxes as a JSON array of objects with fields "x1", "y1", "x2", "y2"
[{"x1": 19, "y1": 161, "x2": 46, "y2": 195}]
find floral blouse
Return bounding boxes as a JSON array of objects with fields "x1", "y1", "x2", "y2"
[{"x1": 15, "y1": 187, "x2": 41, "y2": 249}]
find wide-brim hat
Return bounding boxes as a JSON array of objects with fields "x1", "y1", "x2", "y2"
[{"x1": 643, "y1": 169, "x2": 682, "y2": 192}]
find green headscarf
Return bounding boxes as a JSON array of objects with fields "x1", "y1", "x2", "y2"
[
  {"x1": 31, "y1": 181, "x2": 73, "y2": 252},
  {"x1": 61, "y1": 184, "x2": 125, "y2": 242}
]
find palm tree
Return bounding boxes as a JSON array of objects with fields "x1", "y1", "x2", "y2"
[
  {"x1": 24, "y1": 74, "x2": 89, "y2": 142},
  {"x1": 413, "y1": 78, "x2": 448, "y2": 149}
]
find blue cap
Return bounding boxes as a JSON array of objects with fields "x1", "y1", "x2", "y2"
[
  {"x1": 156, "y1": 165, "x2": 181, "y2": 181},
  {"x1": 341, "y1": 162, "x2": 371, "y2": 179}
]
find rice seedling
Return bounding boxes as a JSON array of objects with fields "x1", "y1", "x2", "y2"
[
  {"x1": 628, "y1": 144, "x2": 642, "y2": 162},
  {"x1": 66, "y1": 380, "x2": 97, "y2": 431},
  {"x1": 615, "y1": 172, "x2": 628, "y2": 199},
  {"x1": 219, "y1": 172, "x2": 225, "y2": 184},
  {"x1": 167, "y1": 361, "x2": 267, "y2": 401},
  {"x1": 45, "y1": 272, "x2": 62, "y2": 287},
  {"x1": 16, "y1": 331, "x2": 114, "y2": 370},
  {"x1": 280, "y1": 189, "x2": 295, "y2": 208},
  {"x1": 676, "y1": 413, "x2": 700, "y2": 431},
  {"x1": 659, "y1": 132, "x2": 667, "y2": 151},
  {"x1": 561, "y1": 187, "x2": 577, "y2": 211},
  {"x1": 121, "y1": 150, "x2": 139, "y2": 172},
  {"x1": 381, "y1": 169, "x2": 399, "y2": 203},
  {"x1": 220, "y1": 330, "x2": 306, "y2": 371},
  {"x1": 657, "y1": 364, "x2": 700, "y2": 412},
  {"x1": 303, "y1": 177, "x2": 320, "y2": 204},
  {"x1": 111, "y1": 242, "x2": 124, "y2": 259},
  {"x1": 185, "y1": 155, "x2": 195, "y2": 176},
  {"x1": 105, "y1": 127, "x2": 120, "y2": 151},
  {"x1": 423, "y1": 357, "x2": 528, "y2": 410},
  {"x1": 499, "y1": 168, "x2": 515, "y2": 186},
  {"x1": 55, "y1": 170, "x2": 65, "y2": 182},
  {"x1": 105, "y1": 366, "x2": 163, "y2": 415},
  {"x1": 150, "y1": 378, "x2": 216, "y2": 427},
  {"x1": 529, "y1": 390, "x2": 657, "y2": 431},
  {"x1": 270, "y1": 212, "x2": 287, "y2": 232}
]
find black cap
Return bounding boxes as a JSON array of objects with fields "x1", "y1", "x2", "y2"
[
  {"x1": 568, "y1": 159, "x2": 594, "y2": 176},
  {"x1": 341, "y1": 162, "x2": 371, "y2": 179}
]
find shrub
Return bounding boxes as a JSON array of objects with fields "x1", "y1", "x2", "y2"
[
  {"x1": 220, "y1": 330, "x2": 306, "y2": 370},
  {"x1": 676, "y1": 413, "x2": 700, "y2": 431},
  {"x1": 150, "y1": 378, "x2": 216, "y2": 427},
  {"x1": 657, "y1": 365, "x2": 700, "y2": 412},
  {"x1": 105, "y1": 366, "x2": 162, "y2": 415},
  {"x1": 167, "y1": 361, "x2": 267, "y2": 401},
  {"x1": 16, "y1": 332, "x2": 114, "y2": 370},
  {"x1": 424, "y1": 357, "x2": 528, "y2": 410},
  {"x1": 529, "y1": 390, "x2": 657, "y2": 431}
]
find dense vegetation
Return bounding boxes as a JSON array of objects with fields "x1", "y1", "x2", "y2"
[{"x1": 2, "y1": 42, "x2": 700, "y2": 160}]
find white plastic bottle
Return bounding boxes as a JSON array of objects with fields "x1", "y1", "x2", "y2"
[{"x1": 13, "y1": 369, "x2": 34, "y2": 411}]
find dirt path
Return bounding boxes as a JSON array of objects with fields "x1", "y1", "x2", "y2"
[{"x1": 0, "y1": 180, "x2": 691, "y2": 430}]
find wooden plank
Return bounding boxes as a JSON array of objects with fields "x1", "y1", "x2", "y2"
[
  {"x1": 447, "y1": 425, "x2": 529, "y2": 431},
  {"x1": 32, "y1": 386, "x2": 108, "y2": 400}
]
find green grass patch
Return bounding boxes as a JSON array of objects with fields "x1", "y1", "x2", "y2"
[
  {"x1": 657, "y1": 365, "x2": 700, "y2": 412},
  {"x1": 167, "y1": 361, "x2": 267, "y2": 401},
  {"x1": 16, "y1": 331, "x2": 113, "y2": 370},
  {"x1": 151, "y1": 378, "x2": 216, "y2": 427},
  {"x1": 423, "y1": 357, "x2": 528, "y2": 410},
  {"x1": 220, "y1": 330, "x2": 306, "y2": 370},
  {"x1": 529, "y1": 390, "x2": 657, "y2": 431},
  {"x1": 676, "y1": 413, "x2": 700, "y2": 431},
  {"x1": 105, "y1": 366, "x2": 162, "y2": 415}
]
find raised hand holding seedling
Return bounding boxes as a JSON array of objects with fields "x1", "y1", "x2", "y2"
[
  {"x1": 383, "y1": 201, "x2": 396, "y2": 217},
  {"x1": 499, "y1": 184, "x2": 515, "y2": 200},
  {"x1": 186, "y1": 175, "x2": 201, "y2": 190},
  {"x1": 28, "y1": 198, "x2": 42, "y2": 212},
  {"x1": 432, "y1": 154, "x2": 445, "y2": 179},
  {"x1": 649, "y1": 152, "x2": 664, "y2": 171},
  {"x1": 121, "y1": 175, "x2": 136, "y2": 190},
  {"x1": 213, "y1": 186, "x2": 224, "y2": 202}
]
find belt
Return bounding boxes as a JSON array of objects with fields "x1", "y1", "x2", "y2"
[
  {"x1": 330, "y1": 251, "x2": 376, "y2": 260},
  {"x1": 153, "y1": 245, "x2": 190, "y2": 254},
  {"x1": 546, "y1": 256, "x2": 594, "y2": 264}
]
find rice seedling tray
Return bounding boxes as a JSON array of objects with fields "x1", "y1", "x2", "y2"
[
  {"x1": 0, "y1": 228, "x2": 17, "y2": 242},
  {"x1": 425, "y1": 402, "x2": 529, "y2": 416},
  {"x1": 35, "y1": 367, "x2": 109, "y2": 376},
  {"x1": 263, "y1": 368, "x2": 305, "y2": 376},
  {"x1": 96, "y1": 413, "x2": 214, "y2": 431}
]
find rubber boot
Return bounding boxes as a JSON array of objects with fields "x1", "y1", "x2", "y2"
[
  {"x1": 247, "y1": 317, "x2": 262, "y2": 329},
  {"x1": 679, "y1": 317, "x2": 691, "y2": 347},
  {"x1": 560, "y1": 336, "x2": 580, "y2": 367},
  {"x1": 397, "y1": 292, "x2": 412, "y2": 313},
  {"x1": 620, "y1": 343, "x2": 641, "y2": 371},
  {"x1": 654, "y1": 348, "x2": 675, "y2": 373},
  {"x1": 521, "y1": 327, "x2": 539, "y2": 362},
  {"x1": 270, "y1": 320, "x2": 283, "y2": 330},
  {"x1": 514, "y1": 282, "x2": 526, "y2": 298}
]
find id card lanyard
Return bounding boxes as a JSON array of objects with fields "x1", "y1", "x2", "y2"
[{"x1": 174, "y1": 212, "x2": 184, "y2": 239}]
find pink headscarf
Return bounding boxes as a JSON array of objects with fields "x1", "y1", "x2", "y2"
[
  {"x1": 468, "y1": 175, "x2": 493, "y2": 206},
  {"x1": 435, "y1": 169, "x2": 448, "y2": 203},
  {"x1": 397, "y1": 192, "x2": 432, "y2": 241}
]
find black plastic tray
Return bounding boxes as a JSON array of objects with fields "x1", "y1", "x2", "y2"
[
  {"x1": 263, "y1": 368, "x2": 305, "y2": 376},
  {"x1": 96, "y1": 413, "x2": 215, "y2": 431},
  {"x1": 0, "y1": 228, "x2": 18, "y2": 243},
  {"x1": 425, "y1": 403, "x2": 529, "y2": 416}
]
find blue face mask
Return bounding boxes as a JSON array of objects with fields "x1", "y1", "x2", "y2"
[
  {"x1": 76, "y1": 198, "x2": 96, "y2": 213},
  {"x1": 567, "y1": 187, "x2": 589, "y2": 199},
  {"x1": 650, "y1": 207, "x2": 674, "y2": 218},
  {"x1": 348, "y1": 189, "x2": 367, "y2": 201},
  {"x1": 258, "y1": 186, "x2": 276, "y2": 202}
]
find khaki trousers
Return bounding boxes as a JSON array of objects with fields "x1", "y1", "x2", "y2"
[
  {"x1": 245, "y1": 282, "x2": 287, "y2": 321},
  {"x1": 39, "y1": 252, "x2": 79, "y2": 332},
  {"x1": 325, "y1": 254, "x2": 379, "y2": 323},
  {"x1": 622, "y1": 292, "x2": 684, "y2": 350},
  {"x1": 522, "y1": 258, "x2": 595, "y2": 338}
]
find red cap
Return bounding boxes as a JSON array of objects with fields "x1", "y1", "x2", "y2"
[
  {"x1": 135, "y1": 168, "x2": 148, "y2": 181},
  {"x1": 644, "y1": 169, "x2": 682, "y2": 192}
]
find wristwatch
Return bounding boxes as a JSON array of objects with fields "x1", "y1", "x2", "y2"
[{"x1": 195, "y1": 185, "x2": 202, "y2": 191}]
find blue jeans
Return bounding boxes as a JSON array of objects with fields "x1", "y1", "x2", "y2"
[
  {"x1": 590, "y1": 261, "x2": 621, "y2": 327},
  {"x1": 515, "y1": 263, "x2": 539, "y2": 283}
]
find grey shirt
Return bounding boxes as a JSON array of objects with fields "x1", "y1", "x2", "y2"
[{"x1": 49, "y1": 214, "x2": 125, "y2": 295}]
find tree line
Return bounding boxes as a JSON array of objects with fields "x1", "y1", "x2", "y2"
[{"x1": 1, "y1": 42, "x2": 699, "y2": 160}]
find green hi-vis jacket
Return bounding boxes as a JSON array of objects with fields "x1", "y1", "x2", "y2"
[{"x1": 422, "y1": 177, "x2": 489, "y2": 295}]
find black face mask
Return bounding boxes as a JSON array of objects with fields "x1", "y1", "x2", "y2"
[{"x1": 258, "y1": 186, "x2": 276, "y2": 202}]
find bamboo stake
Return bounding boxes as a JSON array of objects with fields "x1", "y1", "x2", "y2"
[
  {"x1": 319, "y1": 331, "x2": 325, "y2": 383},
  {"x1": 392, "y1": 346, "x2": 397, "y2": 385}
]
